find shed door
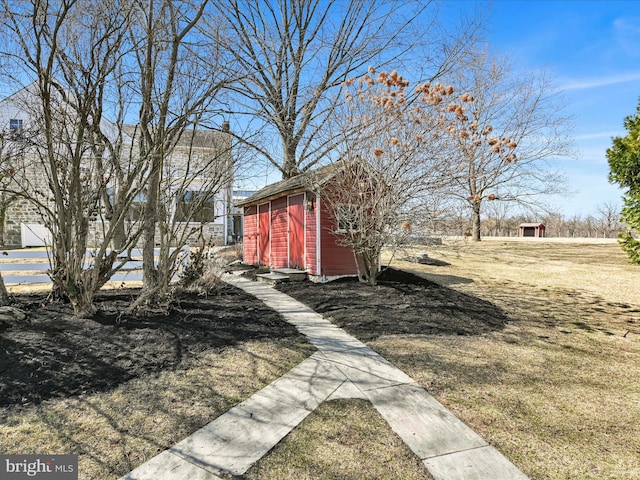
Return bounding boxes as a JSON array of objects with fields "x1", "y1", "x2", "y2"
[
  {"x1": 243, "y1": 206, "x2": 258, "y2": 265},
  {"x1": 288, "y1": 194, "x2": 305, "y2": 269},
  {"x1": 258, "y1": 203, "x2": 270, "y2": 265}
]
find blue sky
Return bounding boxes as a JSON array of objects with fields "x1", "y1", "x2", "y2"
[{"x1": 478, "y1": 0, "x2": 640, "y2": 217}]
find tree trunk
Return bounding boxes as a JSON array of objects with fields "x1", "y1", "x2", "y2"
[
  {"x1": 68, "y1": 289, "x2": 97, "y2": 318},
  {"x1": 141, "y1": 156, "x2": 160, "y2": 298},
  {"x1": 112, "y1": 217, "x2": 127, "y2": 251},
  {"x1": 107, "y1": 189, "x2": 128, "y2": 251},
  {"x1": 356, "y1": 250, "x2": 380, "y2": 286},
  {"x1": 0, "y1": 204, "x2": 6, "y2": 247},
  {"x1": 282, "y1": 141, "x2": 299, "y2": 179},
  {"x1": 472, "y1": 201, "x2": 482, "y2": 241},
  {"x1": 0, "y1": 273, "x2": 9, "y2": 306},
  {"x1": 367, "y1": 260, "x2": 378, "y2": 286}
]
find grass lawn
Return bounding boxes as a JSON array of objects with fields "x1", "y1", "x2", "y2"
[
  {"x1": 374, "y1": 238, "x2": 640, "y2": 479},
  {"x1": 244, "y1": 399, "x2": 434, "y2": 480},
  {"x1": 2, "y1": 238, "x2": 638, "y2": 479},
  {"x1": 0, "y1": 339, "x2": 313, "y2": 479},
  {"x1": 249, "y1": 238, "x2": 638, "y2": 480},
  {"x1": 0, "y1": 282, "x2": 315, "y2": 480}
]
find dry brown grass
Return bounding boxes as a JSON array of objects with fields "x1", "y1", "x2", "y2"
[
  {"x1": 393, "y1": 237, "x2": 637, "y2": 305},
  {"x1": 244, "y1": 399, "x2": 434, "y2": 480},
  {"x1": 378, "y1": 238, "x2": 640, "y2": 479},
  {"x1": 4, "y1": 239, "x2": 638, "y2": 479},
  {"x1": 0, "y1": 339, "x2": 312, "y2": 480}
]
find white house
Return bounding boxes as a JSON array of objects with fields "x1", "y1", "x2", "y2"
[{"x1": 0, "y1": 83, "x2": 235, "y2": 248}]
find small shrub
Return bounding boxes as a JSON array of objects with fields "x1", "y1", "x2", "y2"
[
  {"x1": 233, "y1": 240, "x2": 244, "y2": 261},
  {"x1": 179, "y1": 249, "x2": 206, "y2": 288},
  {"x1": 180, "y1": 247, "x2": 228, "y2": 296}
]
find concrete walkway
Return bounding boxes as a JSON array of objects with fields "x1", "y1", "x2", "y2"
[{"x1": 121, "y1": 275, "x2": 528, "y2": 480}]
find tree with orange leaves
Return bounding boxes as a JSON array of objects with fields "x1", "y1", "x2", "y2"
[
  {"x1": 438, "y1": 53, "x2": 573, "y2": 241},
  {"x1": 314, "y1": 67, "x2": 459, "y2": 285}
]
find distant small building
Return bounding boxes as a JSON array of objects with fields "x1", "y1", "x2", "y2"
[{"x1": 519, "y1": 223, "x2": 546, "y2": 238}]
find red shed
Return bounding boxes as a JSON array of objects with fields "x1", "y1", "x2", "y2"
[
  {"x1": 519, "y1": 223, "x2": 546, "y2": 238},
  {"x1": 236, "y1": 165, "x2": 358, "y2": 282}
]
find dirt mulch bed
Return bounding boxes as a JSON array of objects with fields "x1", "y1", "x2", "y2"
[
  {"x1": 1, "y1": 267, "x2": 509, "y2": 410},
  {"x1": 276, "y1": 267, "x2": 510, "y2": 341},
  {"x1": 0, "y1": 285, "x2": 304, "y2": 409}
]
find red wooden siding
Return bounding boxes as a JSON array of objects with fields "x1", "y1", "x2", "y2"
[
  {"x1": 519, "y1": 223, "x2": 546, "y2": 238},
  {"x1": 270, "y1": 197, "x2": 289, "y2": 268},
  {"x1": 243, "y1": 205, "x2": 258, "y2": 265},
  {"x1": 258, "y1": 203, "x2": 270, "y2": 265},
  {"x1": 288, "y1": 194, "x2": 305, "y2": 269},
  {"x1": 242, "y1": 186, "x2": 358, "y2": 278},
  {"x1": 318, "y1": 198, "x2": 358, "y2": 276}
]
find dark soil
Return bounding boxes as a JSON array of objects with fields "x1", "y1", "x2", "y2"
[
  {"x1": 0, "y1": 285, "x2": 304, "y2": 408},
  {"x1": 275, "y1": 267, "x2": 509, "y2": 342},
  {"x1": 1, "y1": 267, "x2": 509, "y2": 410}
]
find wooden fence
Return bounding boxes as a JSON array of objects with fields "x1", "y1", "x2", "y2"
[{"x1": 0, "y1": 247, "x2": 189, "y2": 285}]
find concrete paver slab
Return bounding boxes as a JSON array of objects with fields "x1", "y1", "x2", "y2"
[
  {"x1": 326, "y1": 380, "x2": 367, "y2": 400},
  {"x1": 283, "y1": 314, "x2": 337, "y2": 327},
  {"x1": 170, "y1": 393, "x2": 311, "y2": 476},
  {"x1": 120, "y1": 450, "x2": 223, "y2": 480},
  {"x1": 296, "y1": 326, "x2": 371, "y2": 351},
  {"x1": 423, "y1": 446, "x2": 529, "y2": 480},
  {"x1": 319, "y1": 349, "x2": 415, "y2": 390},
  {"x1": 254, "y1": 353, "x2": 347, "y2": 410},
  {"x1": 365, "y1": 383, "x2": 488, "y2": 459},
  {"x1": 121, "y1": 274, "x2": 529, "y2": 480},
  {"x1": 256, "y1": 272, "x2": 290, "y2": 285}
]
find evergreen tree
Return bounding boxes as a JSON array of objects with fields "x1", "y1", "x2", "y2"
[{"x1": 607, "y1": 99, "x2": 640, "y2": 264}]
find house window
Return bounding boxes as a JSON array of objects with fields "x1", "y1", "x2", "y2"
[
  {"x1": 9, "y1": 119, "x2": 23, "y2": 132},
  {"x1": 175, "y1": 190, "x2": 217, "y2": 223},
  {"x1": 336, "y1": 204, "x2": 361, "y2": 233}
]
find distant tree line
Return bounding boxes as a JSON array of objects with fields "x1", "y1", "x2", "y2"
[{"x1": 419, "y1": 201, "x2": 626, "y2": 239}]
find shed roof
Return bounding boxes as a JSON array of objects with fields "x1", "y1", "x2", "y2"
[
  {"x1": 236, "y1": 163, "x2": 339, "y2": 207},
  {"x1": 519, "y1": 223, "x2": 545, "y2": 227}
]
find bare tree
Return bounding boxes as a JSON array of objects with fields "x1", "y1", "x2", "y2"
[
  {"x1": 440, "y1": 53, "x2": 573, "y2": 241},
  {"x1": 583, "y1": 215, "x2": 597, "y2": 238},
  {"x1": 128, "y1": 0, "x2": 236, "y2": 310},
  {"x1": 0, "y1": 0, "x2": 237, "y2": 315},
  {"x1": 216, "y1": 0, "x2": 481, "y2": 179},
  {"x1": 314, "y1": 69, "x2": 458, "y2": 285},
  {"x1": 483, "y1": 200, "x2": 513, "y2": 237},
  {"x1": 0, "y1": 130, "x2": 33, "y2": 305},
  {"x1": 565, "y1": 214, "x2": 583, "y2": 238},
  {"x1": 596, "y1": 201, "x2": 622, "y2": 238},
  {"x1": 0, "y1": 0, "x2": 155, "y2": 316},
  {"x1": 540, "y1": 211, "x2": 564, "y2": 238},
  {"x1": 0, "y1": 129, "x2": 31, "y2": 247}
]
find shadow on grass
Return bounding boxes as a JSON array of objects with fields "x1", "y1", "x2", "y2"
[
  {"x1": 0, "y1": 285, "x2": 309, "y2": 408},
  {"x1": 22, "y1": 337, "x2": 312, "y2": 478},
  {"x1": 407, "y1": 272, "x2": 475, "y2": 286}
]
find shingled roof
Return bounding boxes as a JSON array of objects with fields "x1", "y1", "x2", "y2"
[{"x1": 236, "y1": 163, "x2": 340, "y2": 207}]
